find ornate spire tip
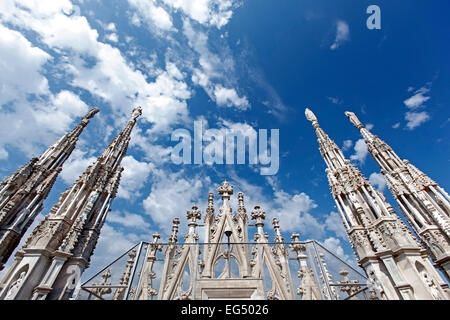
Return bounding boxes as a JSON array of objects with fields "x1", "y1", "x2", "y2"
[
  {"x1": 305, "y1": 108, "x2": 317, "y2": 123},
  {"x1": 84, "y1": 107, "x2": 99, "y2": 120},
  {"x1": 132, "y1": 106, "x2": 143, "y2": 120}
]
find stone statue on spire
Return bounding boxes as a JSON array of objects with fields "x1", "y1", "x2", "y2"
[
  {"x1": 345, "y1": 111, "x2": 364, "y2": 129},
  {"x1": 305, "y1": 108, "x2": 317, "y2": 123}
]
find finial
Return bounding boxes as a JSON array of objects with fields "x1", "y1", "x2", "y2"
[
  {"x1": 152, "y1": 233, "x2": 160, "y2": 242},
  {"x1": 289, "y1": 233, "x2": 306, "y2": 255},
  {"x1": 128, "y1": 248, "x2": 137, "y2": 260},
  {"x1": 291, "y1": 232, "x2": 300, "y2": 242},
  {"x1": 102, "y1": 268, "x2": 112, "y2": 281},
  {"x1": 305, "y1": 108, "x2": 318, "y2": 123},
  {"x1": 272, "y1": 217, "x2": 280, "y2": 228},
  {"x1": 208, "y1": 192, "x2": 214, "y2": 207},
  {"x1": 345, "y1": 111, "x2": 365, "y2": 130},
  {"x1": 84, "y1": 107, "x2": 99, "y2": 120},
  {"x1": 218, "y1": 180, "x2": 233, "y2": 199},
  {"x1": 187, "y1": 204, "x2": 201, "y2": 223},
  {"x1": 169, "y1": 218, "x2": 180, "y2": 243},
  {"x1": 238, "y1": 192, "x2": 245, "y2": 207},
  {"x1": 339, "y1": 269, "x2": 349, "y2": 278},
  {"x1": 251, "y1": 205, "x2": 265, "y2": 225},
  {"x1": 272, "y1": 217, "x2": 284, "y2": 242},
  {"x1": 131, "y1": 106, "x2": 143, "y2": 121},
  {"x1": 237, "y1": 192, "x2": 247, "y2": 217},
  {"x1": 205, "y1": 192, "x2": 215, "y2": 220}
]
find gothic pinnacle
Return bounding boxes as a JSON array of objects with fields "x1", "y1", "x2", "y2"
[
  {"x1": 344, "y1": 111, "x2": 365, "y2": 130},
  {"x1": 304, "y1": 108, "x2": 318, "y2": 124}
]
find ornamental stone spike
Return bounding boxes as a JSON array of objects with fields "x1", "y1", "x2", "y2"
[
  {"x1": 0, "y1": 107, "x2": 99, "y2": 270},
  {"x1": 306, "y1": 108, "x2": 448, "y2": 300},
  {"x1": 187, "y1": 204, "x2": 201, "y2": 232},
  {"x1": 272, "y1": 218, "x2": 284, "y2": 242},
  {"x1": 218, "y1": 180, "x2": 233, "y2": 200},
  {"x1": 169, "y1": 218, "x2": 180, "y2": 243},
  {"x1": 345, "y1": 110, "x2": 450, "y2": 280}
]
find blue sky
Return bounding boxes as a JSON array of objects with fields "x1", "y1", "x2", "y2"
[{"x1": 0, "y1": 0, "x2": 449, "y2": 281}]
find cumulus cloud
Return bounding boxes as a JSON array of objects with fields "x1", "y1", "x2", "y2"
[
  {"x1": 183, "y1": 18, "x2": 249, "y2": 110},
  {"x1": 330, "y1": 20, "x2": 350, "y2": 50},
  {"x1": 128, "y1": 0, "x2": 175, "y2": 32},
  {"x1": 107, "y1": 211, "x2": 151, "y2": 231},
  {"x1": 2, "y1": 0, "x2": 193, "y2": 137},
  {"x1": 325, "y1": 211, "x2": 347, "y2": 239},
  {"x1": 226, "y1": 172, "x2": 324, "y2": 239},
  {"x1": 342, "y1": 139, "x2": 353, "y2": 151},
  {"x1": 0, "y1": 25, "x2": 89, "y2": 158},
  {"x1": 349, "y1": 138, "x2": 368, "y2": 164},
  {"x1": 117, "y1": 156, "x2": 154, "y2": 200},
  {"x1": 404, "y1": 86, "x2": 430, "y2": 109},
  {"x1": 143, "y1": 171, "x2": 208, "y2": 234},
  {"x1": 405, "y1": 111, "x2": 430, "y2": 130},
  {"x1": 34, "y1": 90, "x2": 89, "y2": 134},
  {"x1": 369, "y1": 172, "x2": 387, "y2": 192},
  {"x1": 270, "y1": 190, "x2": 323, "y2": 237},
  {"x1": 163, "y1": 0, "x2": 235, "y2": 28},
  {"x1": 60, "y1": 149, "x2": 98, "y2": 185},
  {"x1": 213, "y1": 85, "x2": 249, "y2": 109},
  {"x1": 83, "y1": 223, "x2": 148, "y2": 280},
  {"x1": 0, "y1": 25, "x2": 50, "y2": 105}
]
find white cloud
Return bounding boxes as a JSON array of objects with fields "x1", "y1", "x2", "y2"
[
  {"x1": 118, "y1": 156, "x2": 154, "y2": 200},
  {"x1": 107, "y1": 211, "x2": 151, "y2": 230},
  {"x1": 323, "y1": 237, "x2": 345, "y2": 257},
  {"x1": 349, "y1": 138, "x2": 368, "y2": 164},
  {"x1": 60, "y1": 149, "x2": 97, "y2": 185},
  {"x1": 2, "y1": 1, "x2": 192, "y2": 136},
  {"x1": 0, "y1": 1, "x2": 99, "y2": 56},
  {"x1": 270, "y1": 190, "x2": 323, "y2": 237},
  {"x1": 0, "y1": 24, "x2": 89, "y2": 159},
  {"x1": 342, "y1": 139, "x2": 353, "y2": 151},
  {"x1": 325, "y1": 211, "x2": 347, "y2": 239},
  {"x1": 83, "y1": 223, "x2": 147, "y2": 280},
  {"x1": 404, "y1": 87, "x2": 430, "y2": 109},
  {"x1": 183, "y1": 18, "x2": 248, "y2": 110},
  {"x1": 143, "y1": 171, "x2": 207, "y2": 234},
  {"x1": 130, "y1": 127, "x2": 173, "y2": 164},
  {"x1": 127, "y1": 0, "x2": 175, "y2": 32},
  {"x1": 105, "y1": 22, "x2": 116, "y2": 32},
  {"x1": 0, "y1": 147, "x2": 8, "y2": 160},
  {"x1": 330, "y1": 20, "x2": 350, "y2": 50},
  {"x1": 369, "y1": 172, "x2": 386, "y2": 192},
  {"x1": 365, "y1": 123, "x2": 374, "y2": 130},
  {"x1": 321, "y1": 237, "x2": 352, "y2": 264},
  {"x1": 405, "y1": 111, "x2": 430, "y2": 130},
  {"x1": 392, "y1": 122, "x2": 400, "y2": 129},
  {"x1": 105, "y1": 32, "x2": 118, "y2": 43},
  {"x1": 163, "y1": 0, "x2": 235, "y2": 28},
  {"x1": 34, "y1": 90, "x2": 89, "y2": 134},
  {"x1": 0, "y1": 25, "x2": 51, "y2": 105},
  {"x1": 213, "y1": 85, "x2": 249, "y2": 109},
  {"x1": 227, "y1": 171, "x2": 324, "y2": 239}
]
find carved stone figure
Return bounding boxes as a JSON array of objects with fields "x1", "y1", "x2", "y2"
[{"x1": 4, "y1": 271, "x2": 26, "y2": 300}]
